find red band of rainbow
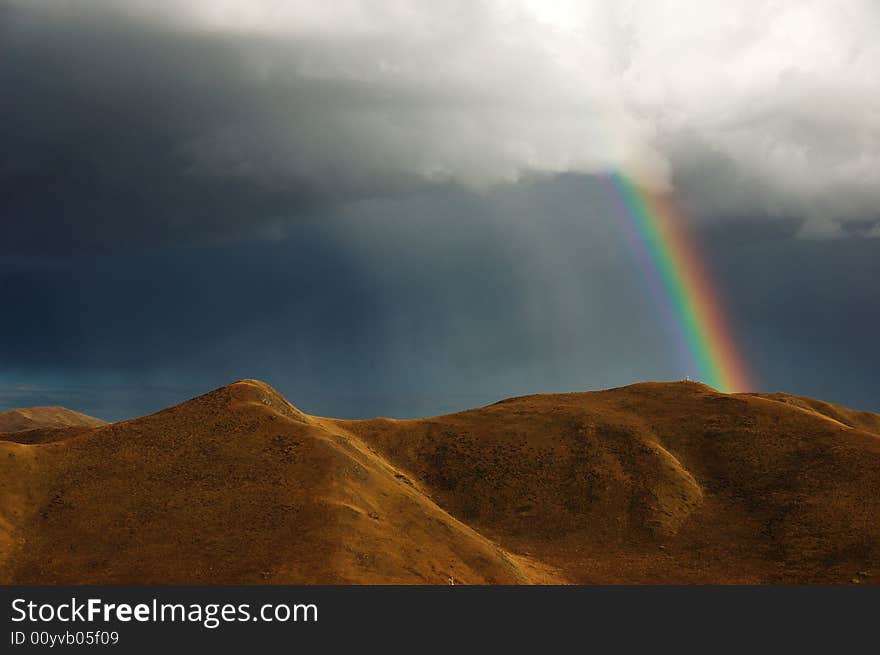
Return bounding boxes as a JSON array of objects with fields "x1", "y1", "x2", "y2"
[{"x1": 606, "y1": 173, "x2": 753, "y2": 393}]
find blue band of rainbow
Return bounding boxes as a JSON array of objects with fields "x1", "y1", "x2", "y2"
[{"x1": 606, "y1": 173, "x2": 752, "y2": 393}]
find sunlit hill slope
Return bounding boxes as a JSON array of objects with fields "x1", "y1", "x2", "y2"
[{"x1": 1, "y1": 379, "x2": 878, "y2": 584}]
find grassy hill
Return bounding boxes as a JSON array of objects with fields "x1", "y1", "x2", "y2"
[{"x1": 2, "y1": 379, "x2": 877, "y2": 584}]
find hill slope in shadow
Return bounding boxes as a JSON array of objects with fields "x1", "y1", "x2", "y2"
[{"x1": 2, "y1": 379, "x2": 878, "y2": 584}]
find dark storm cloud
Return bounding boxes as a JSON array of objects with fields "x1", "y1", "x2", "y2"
[
  {"x1": 0, "y1": 177, "x2": 685, "y2": 419},
  {"x1": 3, "y1": 176, "x2": 878, "y2": 420},
  {"x1": 1, "y1": 2, "x2": 878, "y2": 419},
  {"x1": 711, "y1": 233, "x2": 880, "y2": 411},
  {"x1": 4, "y1": 1, "x2": 880, "y2": 255},
  {"x1": 1, "y1": 1, "x2": 569, "y2": 253},
  {"x1": 1, "y1": 7, "x2": 348, "y2": 252}
]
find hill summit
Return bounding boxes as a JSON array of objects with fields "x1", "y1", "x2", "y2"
[{"x1": 1, "y1": 379, "x2": 878, "y2": 584}]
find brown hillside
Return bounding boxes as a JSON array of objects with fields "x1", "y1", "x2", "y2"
[
  {"x1": 0, "y1": 380, "x2": 549, "y2": 584},
  {"x1": 339, "y1": 382, "x2": 880, "y2": 583},
  {"x1": 750, "y1": 392, "x2": 880, "y2": 436},
  {"x1": 0, "y1": 406, "x2": 106, "y2": 433},
  {"x1": 2, "y1": 380, "x2": 879, "y2": 584}
]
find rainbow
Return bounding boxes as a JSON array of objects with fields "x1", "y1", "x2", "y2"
[{"x1": 604, "y1": 172, "x2": 752, "y2": 393}]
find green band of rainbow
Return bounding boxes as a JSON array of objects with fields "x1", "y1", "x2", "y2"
[{"x1": 609, "y1": 173, "x2": 752, "y2": 393}]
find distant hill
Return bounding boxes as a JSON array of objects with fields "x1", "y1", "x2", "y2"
[
  {"x1": 1, "y1": 379, "x2": 878, "y2": 584},
  {"x1": 0, "y1": 406, "x2": 106, "y2": 433}
]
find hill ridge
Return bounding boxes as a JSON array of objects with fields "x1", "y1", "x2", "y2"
[
  {"x1": 0, "y1": 405, "x2": 106, "y2": 434},
  {"x1": 747, "y1": 392, "x2": 880, "y2": 436},
  {"x1": 1, "y1": 379, "x2": 878, "y2": 584}
]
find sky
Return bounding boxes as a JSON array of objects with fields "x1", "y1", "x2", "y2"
[{"x1": 1, "y1": 0, "x2": 879, "y2": 420}]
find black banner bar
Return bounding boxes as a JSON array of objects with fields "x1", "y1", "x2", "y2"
[{"x1": 2, "y1": 585, "x2": 875, "y2": 652}]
